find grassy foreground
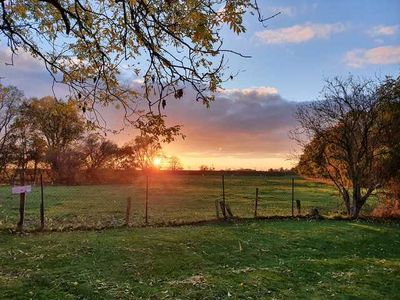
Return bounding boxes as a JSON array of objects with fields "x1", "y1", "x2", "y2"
[{"x1": 0, "y1": 220, "x2": 399, "y2": 299}]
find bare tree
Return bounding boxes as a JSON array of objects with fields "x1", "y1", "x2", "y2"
[
  {"x1": 295, "y1": 76, "x2": 387, "y2": 218},
  {"x1": 199, "y1": 164, "x2": 215, "y2": 171},
  {"x1": 168, "y1": 155, "x2": 182, "y2": 171}
]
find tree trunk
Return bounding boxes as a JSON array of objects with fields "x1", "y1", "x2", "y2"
[
  {"x1": 349, "y1": 178, "x2": 361, "y2": 218},
  {"x1": 350, "y1": 205, "x2": 360, "y2": 219},
  {"x1": 16, "y1": 192, "x2": 26, "y2": 232},
  {"x1": 33, "y1": 161, "x2": 38, "y2": 184},
  {"x1": 341, "y1": 189, "x2": 351, "y2": 215},
  {"x1": 351, "y1": 199, "x2": 366, "y2": 219}
]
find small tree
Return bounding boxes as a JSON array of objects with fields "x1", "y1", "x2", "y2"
[
  {"x1": 168, "y1": 156, "x2": 183, "y2": 171},
  {"x1": 295, "y1": 76, "x2": 391, "y2": 218},
  {"x1": 132, "y1": 135, "x2": 161, "y2": 171},
  {"x1": 199, "y1": 165, "x2": 215, "y2": 171},
  {"x1": 116, "y1": 135, "x2": 162, "y2": 171}
]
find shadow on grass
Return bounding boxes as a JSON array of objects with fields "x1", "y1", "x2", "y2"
[{"x1": 3, "y1": 214, "x2": 400, "y2": 235}]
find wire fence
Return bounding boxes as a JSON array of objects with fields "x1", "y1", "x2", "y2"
[{"x1": 0, "y1": 174, "x2": 379, "y2": 231}]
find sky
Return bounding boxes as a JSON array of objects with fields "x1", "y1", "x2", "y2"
[{"x1": 1, "y1": 0, "x2": 399, "y2": 170}]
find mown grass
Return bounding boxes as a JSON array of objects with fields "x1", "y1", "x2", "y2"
[
  {"x1": 0, "y1": 220, "x2": 399, "y2": 299},
  {"x1": 0, "y1": 175, "x2": 378, "y2": 231}
]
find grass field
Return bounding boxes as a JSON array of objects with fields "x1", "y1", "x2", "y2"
[
  {"x1": 0, "y1": 175, "x2": 379, "y2": 231},
  {"x1": 0, "y1": 176, "x2": 396, "y2": 299},
  {"x1": 0, "y1": 219, "x2": 399, "y2": 299}
]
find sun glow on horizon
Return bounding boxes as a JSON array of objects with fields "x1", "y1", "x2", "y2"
[{"x1": 153, "y1": 157, "x2": 162, "y2": 167}]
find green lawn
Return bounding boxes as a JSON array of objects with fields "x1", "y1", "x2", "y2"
[
  {"x1": 0, "y1": 220, "x2": 399, "y2": 299},
  {"x1": 0, "y1": 175, "x2": 365, "y2": 231}
]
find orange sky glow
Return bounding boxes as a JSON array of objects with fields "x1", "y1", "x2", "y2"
[{"x1": 103, "y1": 86, "x2": 300, "y2": 170}]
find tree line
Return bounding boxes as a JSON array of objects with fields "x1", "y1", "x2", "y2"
[
  {"x1": 294, "y1": 76, "x2": 400, "y2": 218},
  {"x1": 0, "y1": 84, "x2": 173, "y2": 184}
]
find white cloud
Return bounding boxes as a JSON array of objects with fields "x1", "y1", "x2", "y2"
[
  {"x1": 267, "y1": 6, "x2": 296, "y2": 17},
  {"x1": 266, "y1": 3, "x2": 318, "y2": 18},
  {"x1": 368, "y1": 25, "x2": 399, "y2": 37},
  {"x1": 254, "y1": 23, "x2": 346, "y2": 45},
  {"x1": 221, "y1": 86, "x2": 278, "y2": 102},
  {"x1": 343, "y1": 46, "x2": 400, "y2": 68},
  {"x1": 0, "y1": 48, "x2": 42, "y2": 71},
  {"x1": 0, "y1": 48, "x2": 68, "y2": 97}
]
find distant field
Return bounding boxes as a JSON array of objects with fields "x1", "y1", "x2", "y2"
[
  {"x1": 0, "y1": 220, "x2": 399, "y2": 299},
  {"x1": 0, "y1": 175, "x2": 378, "y2": 231}
]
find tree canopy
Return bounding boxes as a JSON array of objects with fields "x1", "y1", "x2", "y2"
[{"x1": 1, "y1": 0, "x2": 273, "y2": 138}]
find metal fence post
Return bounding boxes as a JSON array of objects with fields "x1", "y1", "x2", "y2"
[
  {"x1": 291, "y1": 177, "x2": 294, "y2": 217},
  {"x1": 40, "y1": 173, "x2": 45, "y2": 231},
  {"x1": 254, "y1": 188, "x2": 259, "y2": 218},
  {"x1": 145, "y1": 174, "x2": 149, "y2": 224}
]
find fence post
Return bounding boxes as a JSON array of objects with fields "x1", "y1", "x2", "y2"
[
  {"x1": 40, "y1": 173, "x2": 45, "y2": 231},
  {"x1": 222, "y1": 174, "x2": 225, "y2": 206},
  {"x1": 219, "y1": 201, "x2": 227, "y2": 219},
  {"x1": 254, "y1": 188, "x2": 259, "y2": 218},
  {"x1": 222, "y1": 174, "x2": 226, "y2": 219},
  {"x1": 296, "y1": 199, "x2": 301, "y2": 216},
  {"x1": 16, "y1": 169, "x2": 26, "y2": 232},
  {"x1": 215, "y1": 200, "x2": 220, "y2": 219},
  {"x1": 145, "y1": 174, "x2": 149, "y2": 224},
  {"x1": 225, "y1": 203, "x2": 234, "y2": 218},
  {"x1": 126, "y1": 196, "x2": 132, "y2": 226},
  {"x1": 291, "y1": 177, "x2": 294, "y2": 217}
]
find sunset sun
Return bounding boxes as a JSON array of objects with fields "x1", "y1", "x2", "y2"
[{"x1": 153, "y1": 157, "x2": 162, "y2": 167}]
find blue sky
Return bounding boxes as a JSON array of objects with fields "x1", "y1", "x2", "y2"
[
  {"x1": 221, "y1": 0, "x2": 400, "y2": 101},
  {"x1": 0, "y1": 1, "x2": 399, "y2": 170}
]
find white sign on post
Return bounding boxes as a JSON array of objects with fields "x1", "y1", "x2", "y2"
[{"x1": 12, "y1": 185, "x2": 32, "y2": 194}]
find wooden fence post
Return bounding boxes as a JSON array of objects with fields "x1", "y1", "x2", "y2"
[
  {"x1": 40, "y1": 173, "x2": 45, "y2": 231},
  {"x1": 16, "y1": 169, "x2": 26, "y2": 232},
  {"x1": 215, "y1": 200, "x2": 220, "y2": 219},
  {"x1": 296, "y1": 199, "x2": 301, "y2": 216},
  {"x1": 222, "y1": 174, "x2": 227, "y2": 219},
  {"x1": 222, "y1": 174, "x2": 225, "y2": 206},
  {"x1": 219, "y1": 201, "x2": 227, "y2": 219},
  {"x1": 225, "y1": 204, "x2": 234, "y2": 218},
  {"x1": 126, "y1": 196, "x2": 132, "y2": 226},
  {"x1": 254, "y1": 188, "x2": 259, "y2": 218}
]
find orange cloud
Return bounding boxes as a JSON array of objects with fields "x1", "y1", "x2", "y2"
[
  {"x1": 159, "y1": 87, "x2": 300, "y2": 169},
  {"x1": 344, "y1": 46, "x2": 400, "y2": 68}
]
